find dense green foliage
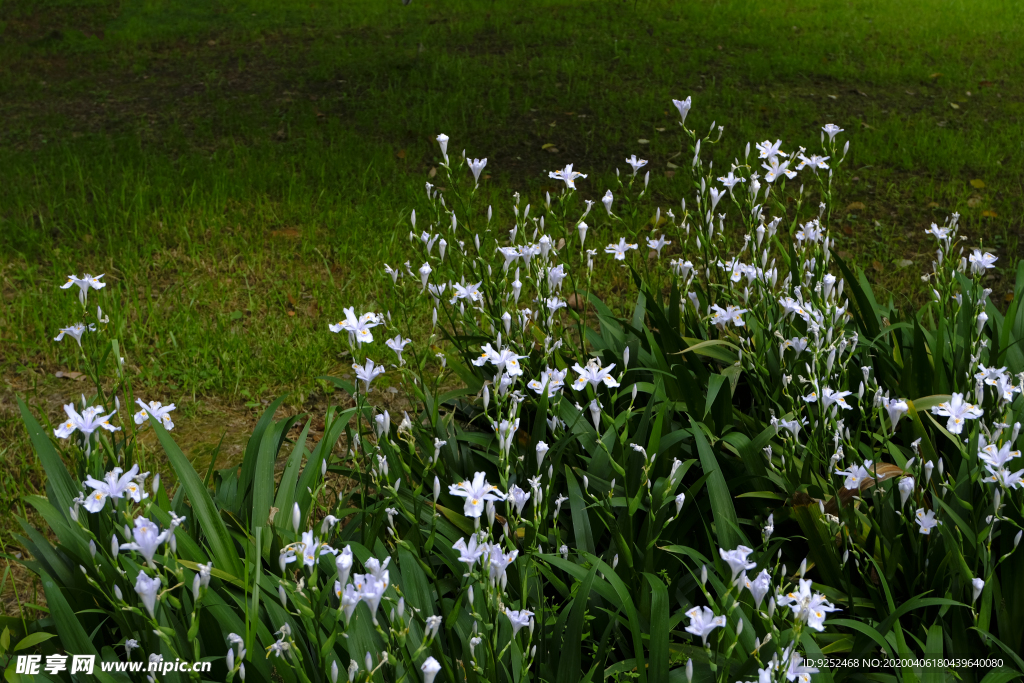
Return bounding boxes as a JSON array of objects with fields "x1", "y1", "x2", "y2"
[{"x1": 5, "y1": 106, "x2": 1024, "y2": 683}]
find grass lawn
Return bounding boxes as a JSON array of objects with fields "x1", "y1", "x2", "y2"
[{"x1": 1, "y1": 0, "x2": 1022, "y2": 603}]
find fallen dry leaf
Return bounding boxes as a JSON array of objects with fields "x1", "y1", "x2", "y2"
[
  {"x1": 287, "y1": 310, "x2": 296, "y2": 317},
  {"x1": 967, "y1": 196, "x2": 983, "y2": 208},
  {"x1": 428, "y1": 167, "x2": 437, "y2": 178},
  {"x1": 544, "y1": 147, "x2": 560, "y2": 154},
  {"x1": 872, "y1": 261, "x2": 884, "y2": 273},
  {"x1": 970, "y1": 179, "x2": 986, "y2": 189},
  {"x1": 930, "y1": 72, "x2": 942, "y2": 79},
  {"x1": 1005, "y1": 293, "x2": 1015, "y2": 304},
  {"x1": 55, "y1": 370, "x2": 85, "y2": 381},
  {"x1": 541, "y1": 143, "x2": 557, "y2": 150},
  {"x1": 637, "y1": 138, "x2": 650, "y2": 144},
  {"x1": 949, "y1": 102, "x2": 960, "y2": 109},
  {"x1": 269, "y1": 228, "x2": 301, "y2": 238},
  {"x1": 927, "y1": 202, "x2": 941, "y2": 208},
  {"x1": 842, "y1": 226, "x2": 853, "y2": 236},
  {"x1": 827, "y1": 94, "x2": 838, "y2": 100},
  {"x1": 982, "y1": 210, "x2": 999, "y2": 218},
  {"x1": 396, "y1": 149, "x2": 406, "y2": 159},
  {"x1": 846, "y1": 201, "x2": 866, "y2": 212}
]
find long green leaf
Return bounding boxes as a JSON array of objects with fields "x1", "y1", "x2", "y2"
[
  {"x1": 690, "y1": 420, "x2": 742, "y2": 549},
  {"x1": 580, "y1": 552, "x2": 647, "y2": 683},
  {"x1": 557, "y1": 564, "x2": 597, "y2": 682},
  {"x1": 151, "y1": 418, "x2": 242, "y2": 577},
  {"x1": 252, "y1": 418, "x2": 287, "y2": 534},
  {"x1": 831, "y1": 618, "x2": 895, "y2": 657},
  {"x1": 565, "y1": 465, "x2": 596, "y2": 555},
  {"x1": 18, "y1": 397, "x2": 77, "y2": 519},
  {"x1": 644, "y1": 573, "x2": 669, "y2": 682},
  {"x1": 39, "y1": 571, "x2": 119, "y2": 683},
  {"x1": 236, "y1": 395, "x2": 288, "y2": 508},
  {"x1": 274, "y1": 419, "x2": 312, "y2": 532}
]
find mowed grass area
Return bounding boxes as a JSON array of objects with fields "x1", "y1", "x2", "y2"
[{"x1": 0, "y1": 0, "x2": 1022, "y2": 568}]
